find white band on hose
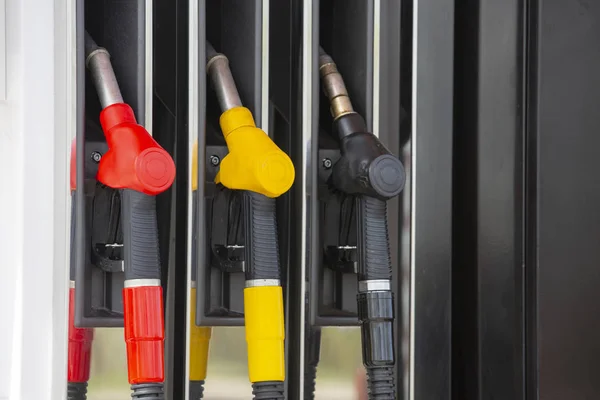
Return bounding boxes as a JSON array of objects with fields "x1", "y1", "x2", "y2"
[
  {"x1": 245, "y1": 279, "x2": 280, "y2": 288},
  {"x1": 358, "y1": 279, "x2": 391, "y2": 293},
  {"x1": 124, "y1": 278, "x2": 161, "y2": 288}
]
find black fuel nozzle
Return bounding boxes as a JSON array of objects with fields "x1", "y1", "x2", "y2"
[
  {"x1": 318, "y1": 47, "x2": 405, "y2": 200},
  {"x1": 330, "y1": 113, "x2": 405, "y2": 201},
  {"x1": 319, "y1": 47, "x2": 404, "y2": 400}
]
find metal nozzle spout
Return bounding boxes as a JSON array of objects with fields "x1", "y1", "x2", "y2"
[
  {"x1": 206, "y1": 42, "x2": 243, "y2": 112},
  {"x1": 318, "y1": 47, "x2": 354, "y2": 120},
  {"x1": 84, "y1": 31, "x2": 124, "y2": 108}
]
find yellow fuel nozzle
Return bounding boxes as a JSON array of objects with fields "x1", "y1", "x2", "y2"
[{"x1": 215, "y1": 106, "x2": 295, "y2": 198}]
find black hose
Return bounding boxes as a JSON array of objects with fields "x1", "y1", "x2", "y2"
[
  {"x1": 251, "y1": 381, "x2": 285, "y2": 400},
  {"x1": 206, "y1": 41, "x2": 219, "y2": 63},
  {"x1": 84, "y1": 31, "x2": 100, "y2": 59},
  {"x1": 67, "y1": 382, "x2": 87, "y2": 400},
  {"x1": 189, "y1": 380, "x2": 205, "y2": 400},
  {"x1": 131, "y1": 383, "x2": 165, "y2": 400},
  {"x1": 357, "y1": 197, "x2": 396, "y2": 399},
  {"x1": 366, "y1": 367, "x2": 395, "y2": 399}
]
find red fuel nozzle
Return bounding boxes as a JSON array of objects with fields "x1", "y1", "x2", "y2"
[{"x1": 97, "y1": 103, "x2": 175, "y2": 195}]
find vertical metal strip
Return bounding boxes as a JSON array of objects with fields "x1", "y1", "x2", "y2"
[
  {"x1": 372, "y1": 0, "x2": 381, "y2": 138},
  {"x1": 54, "y1": 0, "x2": 76, "y2": 396},
  {"x1": 185, "y1": 0, "x2": 200, "y2": 397},
  {"x1": 145, "y1": 0, "x2": 153, "y2": 134},
  {"x1": 296, "y1": 0, "x2": 314, "y2": 397},
  {"x1": 73, "y1": 0, "x2": 86, "y2": 328},
  {"x1": 409, "y1": 0, "x2": 419, "y2": 397},
  {"x1": 261, "y1": 0, "x2": 270, "y2": 131},
  {"x1": 410, "y1": 0, "x2": 454, "y2": 398}
]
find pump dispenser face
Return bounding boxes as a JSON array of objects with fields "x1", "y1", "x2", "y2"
[{"x1": 64, "y1": 2, "x2": 409, "y2": 400}]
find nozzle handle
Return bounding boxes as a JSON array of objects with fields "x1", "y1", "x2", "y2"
[
  {"x1": 243, "y1": 191, "x2": 280, "y2": 282},
  {"x1": 356, "y1": 197, "x2": 392, "y2": 281},
  {"x1": 121, "y1": 189, "x2": 161, "y2": 281}
]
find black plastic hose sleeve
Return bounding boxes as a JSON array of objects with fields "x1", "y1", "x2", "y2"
[
  {"x1": 356, "y1": 197, "x2": 396, "y2": 399},
  {"x1": 121, "y1": 189, "x2": 161, "y2": 281},
  {"x1": 251, "y1": 381, "x2": 285, "y2": 400},
  {"x1": 356, "y1": 197, "x2": 392, "y2": 281},
  {"x1": 243, "y1": 191, "x2": 280, "y2": 282},
  {"x1": 67, "y1": 382, "x2": 87, "y2": 400},
  {"x1": 189, "y1": 380, "x2": 205, "y2": 400},
  {"x1": 131, "y1": 383, "x2": 165, "y2": 400}
]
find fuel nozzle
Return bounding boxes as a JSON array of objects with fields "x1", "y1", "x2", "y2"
[
  {"x1": 206, "y1": 41, "x2": 292, "y2": 400},
  {"x1": 319, "y1": 48, "x2": 405, "y2": 200},
  {"x1": 319, "y1": 47, "x2": 404, "y2": 400},
  {"x1": 85, "y1": 31, "x2": 174, "y2": 400},
  {"x1": 206, "y1": 42, "x2": 294, "y2": 198}
]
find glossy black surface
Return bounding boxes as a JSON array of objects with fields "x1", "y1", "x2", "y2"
[
  {"x1": 452, "y1": 0, "x2": 526, "y2": 398},
  {"x1": 153, "y1": 0, "x2": 189, "y2": 397},
  {"x1": 410, "y1": 0, "x2": 454, "y2": 398},
  {"x1": 532, "y1": 1, "x2": 600, "y2": 398}
]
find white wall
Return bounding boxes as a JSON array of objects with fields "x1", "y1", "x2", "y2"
[{"x1": 0, "y1": 0, "x2": 71, "y2": 398}]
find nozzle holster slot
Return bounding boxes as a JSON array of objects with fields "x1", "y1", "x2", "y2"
[
  {"x1": 194, "y1": 1, "x2": 273, "y2": 327},
  {"x1": 195, "y1": 145, "x2": 246, "y2": 325},
  {"x1": 73, "y1": 0, "x2": 149, "y2": 328},
  {"x1": 311, "y1": 148, "x2": 360, "y2": 326}
]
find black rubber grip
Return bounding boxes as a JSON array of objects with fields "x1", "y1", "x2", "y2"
[
  {"x1": 67, "y1": 382, "x2": 87, "y2": 400},
  {"x1": 131, "y1": 383, "x2": 164, "y2": 399},
  {"x1": 366, "y1": 366, "x2": 395, "y2": 400},
  {"x1": 121, "y1": 189, "x2": 161, "y2": 280},
  {"x1": 356, "y1": 196, "x2": 392, "y2": 281},
  {"x1": 243, "y1": 191, "x2": 280, "y2": 281},
  {"x1": 251, "y1": 381, "x2": 285, "y2": 400},
  {"x1": 189, "y1": 380, "x2": 205, "y2": 400},
  {"x1": 357, "y1": 291, "x2": 395, "y2": 367}
]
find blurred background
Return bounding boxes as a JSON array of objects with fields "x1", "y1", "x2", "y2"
[{"x1": 87, "y1": 327, "x2": 360, "y2": 399}]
